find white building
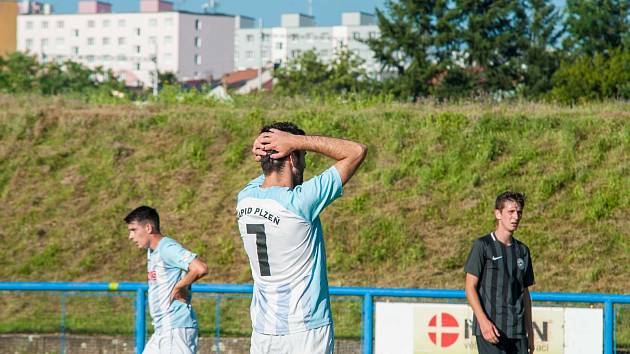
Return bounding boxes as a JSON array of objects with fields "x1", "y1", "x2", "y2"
[
  {"x1": 234, "y1": 12, "x2": 381, "y2": 75},
  {"x1": 17, "y1": 0, "x2": 238, "y2": 87}
]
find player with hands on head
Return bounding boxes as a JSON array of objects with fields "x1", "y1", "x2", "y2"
[{"x1": 237, "y1": 122, "x2": 367, "y2": 354}]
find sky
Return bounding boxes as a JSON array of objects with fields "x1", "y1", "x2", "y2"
[{"x1": 45, "y1": 0, "x2": 566, "y2": 27}]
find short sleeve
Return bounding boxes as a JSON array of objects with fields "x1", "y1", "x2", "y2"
[
  {"x1": 160, "y1": 241, "x2": 197, "y2": 271},
  {"x1": 523, "y1": 251, "x2": 535, "y2": 288},
  {"x1": 296, "y1": 166, "x2": 343, "y2": 222},
  {"x1": 464, "y1": 239, "x2": 485, "y2": 277}
]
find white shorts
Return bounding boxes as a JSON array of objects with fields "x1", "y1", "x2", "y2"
[
  {"x1": 143, "y1": 327, "x2": 198, "y2": 354},
  {"x1": 250, "y1": 325, "x2": 334, "y2": 354}
]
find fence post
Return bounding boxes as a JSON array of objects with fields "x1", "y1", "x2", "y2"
[
  {"x1": 362, "y1": 293, "x2": 373, "y2": 354},
  {"x1": 604, "y1": 300, "x2": 613, "y2": 354},
  {"x1": 60, "y1": 292, "x2": 66, "y2": 354},
  {"x1": 135, "y1": 288, "x2": 146, "y2": 354},
  {"x1": 215, "y1": 296, "x2": 222, "y2": 354}
]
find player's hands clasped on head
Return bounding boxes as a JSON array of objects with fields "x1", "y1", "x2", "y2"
[
  {"x1": 256, "y1": 128, "x2": 299, "y2": 159},
  {"x1": 252, "y1": 133, "x2": 268, "y2": 161}
]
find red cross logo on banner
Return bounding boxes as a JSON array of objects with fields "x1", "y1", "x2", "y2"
[{"x1": 427, "y1": 312, "x2": 460, "y2": 347}]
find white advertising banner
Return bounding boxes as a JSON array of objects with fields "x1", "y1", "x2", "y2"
[{"x1": 375, "y1": 302, "x2": 602, "y2": 354}]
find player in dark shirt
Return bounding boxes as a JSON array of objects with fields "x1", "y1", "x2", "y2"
[{"x1": 465, "y1": 192, "x2": 535, "y2": 354}]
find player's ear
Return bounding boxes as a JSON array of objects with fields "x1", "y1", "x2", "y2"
[
  {"x1": 494, "y1": 208, "x2": 502, "y2": 220},
  {"x1": 145, "y1": 222, "x2": 153, "y2": 234}
]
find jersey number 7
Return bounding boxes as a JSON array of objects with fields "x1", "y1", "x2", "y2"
[{"x1": 246, "y1": 224, "x2": 271, "y2": 276}]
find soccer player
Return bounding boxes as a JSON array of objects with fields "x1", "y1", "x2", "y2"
[
  {"x1": 464, "y1": 192, "x2": 535, "y2": 354},
  {"x1": 236, "y1": 122, "x2": 367, "y2": 354},
  {"x1": 125, "y1": 206, "x2": 209, "y2": 354}
]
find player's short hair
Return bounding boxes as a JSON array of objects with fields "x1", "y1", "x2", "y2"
[
  {"x1": 260, "y1": 122, "x2": 306, "y2": 175},
  {"x1": 495, "y1": 191, "x2": 526, "y2": 210},
  {"x1": 124, "y1": 206, "x2": 160, "y2": 232}
]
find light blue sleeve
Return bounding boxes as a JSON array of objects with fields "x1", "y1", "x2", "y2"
[
  {"x1": 160, "y1": 240, "x2": 197, "y2": 271},
  {"x1": 296, "y1": 166, "x2": 343, "y2": 222}
]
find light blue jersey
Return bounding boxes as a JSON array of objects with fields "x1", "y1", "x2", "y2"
[
  {"x1": 236, "y1": 166, "x2": 343, "y2": 335},
  {"x1": 147, "y1": 237, "x2": 198, "y2": 330}
]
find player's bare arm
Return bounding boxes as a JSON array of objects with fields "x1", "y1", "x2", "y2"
[
  {"x1": 465, "y1": 273, "x2": 500, "y2": 344},
  {"x1": 170, "y1": 258, "x2": 209, "y2": 304},
  {"x1": 257, "y1": 128, "x2": 367, "y2": 185},
  {"x1": 524, "y1": 287, "x2": 535, "y2": 353}
]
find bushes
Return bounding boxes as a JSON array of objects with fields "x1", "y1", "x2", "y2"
[{"x1": 549, "y1": 50, "x2": 630, "y2": 102}]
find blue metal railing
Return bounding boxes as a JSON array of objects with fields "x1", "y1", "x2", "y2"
[{"x1": 0, "y1": 282, "x2": 628, "y2": 354}]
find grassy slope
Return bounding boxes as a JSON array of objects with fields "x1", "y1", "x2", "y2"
[{"x1": 0, "y1": 94, "x2": 628, "y2": 339}]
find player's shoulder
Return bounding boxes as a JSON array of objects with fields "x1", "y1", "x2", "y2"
[{"x1": 474, "y1": 233, "x2": 494, "y2": 247}]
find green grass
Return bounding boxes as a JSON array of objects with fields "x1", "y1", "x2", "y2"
[{"x1": 0, "y1": 94, "x2": 628, "y2": 344}]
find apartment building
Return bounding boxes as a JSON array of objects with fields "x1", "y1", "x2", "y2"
[
  {"x1": 234, "y1": 12, "x2": 381, "y2": 75},
  {"x1": 17, "y1": 0, "x2": 237, "y2": 87},
  {"x1": 0, "y1": 0, "x2": 20, "y2": 56}
]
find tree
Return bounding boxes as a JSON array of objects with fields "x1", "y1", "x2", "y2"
[
  {"x1": 454, "y1": 0, "x2": 530, "y2": 93},
  {"x1": 273, "y1": 49, "x2": 372, "y2": 96},
  {"x1": 562, "y1": 0, "x2": 630, "y2": 57},
  {"x1": 366, "y1": 0, "x2": 458, "y2": 100},
  {"x1": 520, "y1": 0, "x2": 563, "y2": 97}
]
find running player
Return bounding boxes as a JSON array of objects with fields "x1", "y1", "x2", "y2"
[
  {"x1": 236, "y1": 122, "x2": 367, "y2": 354},
  {"x1": 125, "y1": 206, "x2": 209, "y2": 354},
  {"x1": 464, "y1": 192, "x2": 535, "y2": 354}
]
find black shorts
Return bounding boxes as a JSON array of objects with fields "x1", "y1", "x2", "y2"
[{"x1": 476, "y1": 335, "x2": 529, "y2": 354}]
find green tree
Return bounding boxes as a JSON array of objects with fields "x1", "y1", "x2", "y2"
[
  {"x1": 562, "y1": 0, "x2": 630, "y2": 57},
  {"x1": 550, "y1": 49, "x2": 630, "y2": 102},
  {"x1": 273, "y1": 49, "x2": 372, "y2": 96},
  {"x1": 454, "y1": 0, "x2": 530, "y2": 93},
  {"x1": 0, "y1": 52, "x2": 39, "y2": 93},
  {"x1": 366, "y1": 0, "x2": 458, "y2": 100},
  {"x1": 520, "y1": 0, "x2": 563, "y2": 97}
]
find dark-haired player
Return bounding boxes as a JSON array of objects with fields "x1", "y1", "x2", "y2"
[
  {"x1": 125, "y1": 206, "x2": 208, "y2": 354},
  {"x1": 465, "y1": 192, "x2": 535, "y2": 354},
  {"x1": 236, "y1": 122, "x2": 367, "y2": 354}
]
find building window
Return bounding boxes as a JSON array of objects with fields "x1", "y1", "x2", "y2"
[
  {"x1": 194, "y1": 37, "x2": 201, "y2": 48},
  {"x1": 194, "y1": 54, "x2": 201, "y2": 65},
  {"x1": 164, "y1": 36, "x2": 172, "y2": 45},
  {"x1": 290, "y1": 34, "x2": 298, "y2": 41},
  {"x1": 135, "y1": 62, "x2": 140, "y2": 70},
  {"x1": 118, "y1": 19, "x2": 126, "y2": 27},
  {"x1": 118, "y1": 37, "x2": 125, "y2": 45},
  {"x1": 135, "y1": 46, "x2": 141, "y2": 53},
  {"x1": 56, "y1": 21, "x2": 64, "y2": 29},
  {"x1": 165, "y1": 18, "x2": 173, "y2": 27},
  {"x1": 117, "y1": 54, "x2": 126, "y2": 61},
  {"x1": 275, "y1": 42, "x2": 283, "y2": 49},
  {"x1": 55, "y1": 38, "x2": 64, "y2": 47},
  {"x1": 72, "y1": 46, "x2": 79, "y2": 55},
  {"x1": 87, "y1": 37, "x2": 95, "y2": 46},
  {"x1": 291, "y1": 49, "x2": 301, "y2": 58},
  {"x1": 149, "y1": 36, "x2": 157, "y2": 45},
  {"x1": 262, "y1": 33, "x2": 270, "y2": 42},
  {"x1": 40, "y1": 38, "x2": 49, "y2": 48},
  {"x1": 103, "y1": 19, "x2": 110, "y2": 27},
  {"x1": 320, "y1": 49, "x2": 328, "y2": 57},
  {"x1": 246, "y1": 50, "x2": 254, "y2": 58},
  {"x1": 135, "y1": 28, "x2": 141, "y2": 36},
  {"x1": 149, "y1": 18, "x2": 158, "y2": 27},
  {"x1": 353, "y1": 32, "x2": 361, "y2": 40},
  {"x1": 87, "y1": 20, "x2": 95, "y2": 28},
  {"x1": 87, "y1": 55, "x2": 95, "y2": 63},
  {"x1": 102, "y1": 37, "x2": 110, "y2": 45},
  {"x1": 262, "y1": 50, "x2": 269, "y2": 57},
  {"x1": 73, "y1": 29, "x2": 79, "y2": 37},
  {"x1": 246, "y1": 34, "x2": 254, "y2": 42},
  {"x1": 369, "y1": 31, "x2": 378, "y2": 39},
  {"x1": 25, "y1": 39, "x2": 33, "y2": 49},
  {"x1": 26, "y1": 21, "x2": 33, "y2": 30},
  {"x1": 164, "y1": 53, "x2": 172, "y2": 63},
  {"x1": 195, "y1": 19, "x2": 202, "y2": 30},
  {"x1": 41, "y1": 21, "x2": 48, "y2": 29}
]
